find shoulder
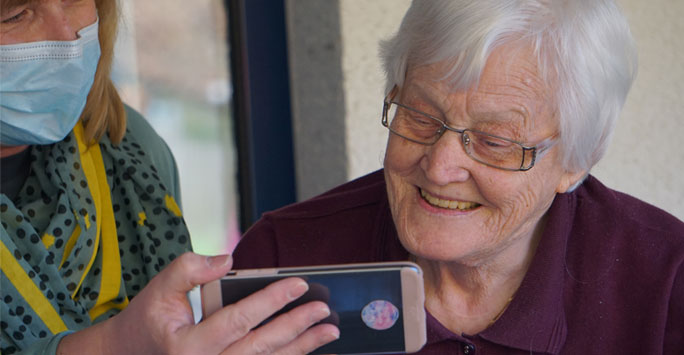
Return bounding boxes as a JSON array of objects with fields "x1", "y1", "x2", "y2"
[
  {"x1": 559, "y1": 176, "x2": 684, "y2": 350},
  {"x1": 265, "y1": 169, "x2": 388, "y2": 220},
  {"x1": 574, "y1": 175, "x2": 684, "y2": 241},
  {"x1": 120, "y1": 105, "x2": 182, "y2": 203},
  {"x1": 122, "y1": 105, "x2": 176, "y2": 174},
  {"x1": 233, "y1": 170, "x2": 400, "y2": 268},
  {"x1": 564, "y1": 174, "x2": 684, "y2": 281}
]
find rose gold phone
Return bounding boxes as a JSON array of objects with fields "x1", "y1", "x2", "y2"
[{"x1": 201, "y1": 262, "x2": 426, "y2": 354}]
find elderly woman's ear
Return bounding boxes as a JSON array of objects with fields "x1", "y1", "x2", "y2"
[{"x1": 556, "y1": 170, "x2": 589, "y2": 193}]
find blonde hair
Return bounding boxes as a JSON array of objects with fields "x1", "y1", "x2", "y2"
[{"x1": 81, "y1": 0, "x2": 126, "y2": 144}]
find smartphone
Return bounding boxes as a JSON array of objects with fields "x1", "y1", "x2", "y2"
[{"x1": 201, "y1": 262, "x2": 426, "y2": 354}]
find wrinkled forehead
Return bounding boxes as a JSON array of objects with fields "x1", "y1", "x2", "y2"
[
  {"x1": 403, "y1": 44, "x2": 559, "y2": 135},
  {"x1": 408, "y1": 43, "x2": 555, "y2": 102}
]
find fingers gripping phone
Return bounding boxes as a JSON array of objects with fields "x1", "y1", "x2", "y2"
[{"x1": 201, "y1": 262, "x2": 427, "y2": 354}]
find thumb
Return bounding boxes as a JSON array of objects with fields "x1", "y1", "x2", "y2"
[{"x1": 155, "y1": 252, "x2": 233, "y2": 294}]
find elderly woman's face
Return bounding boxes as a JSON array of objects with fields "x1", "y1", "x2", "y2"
[
  {"x1": 384, "y1": 45, "x2": 579, "y2": 265},
  {"x1": 0, "y1": 0, "x2": 97, "y2": 44}
]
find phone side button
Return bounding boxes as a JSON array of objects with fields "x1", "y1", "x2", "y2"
[{"x1": 235, "y1": 268, "x2": 278, "y2": 276}]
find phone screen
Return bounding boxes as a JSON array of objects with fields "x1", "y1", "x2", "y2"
[{"x1": 220, "y1": 269, "x2": 406, "y2": 354}]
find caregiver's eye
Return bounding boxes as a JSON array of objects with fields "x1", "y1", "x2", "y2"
[{"x1": 1, "y1": 9, "x2": 27, "y2": 24}]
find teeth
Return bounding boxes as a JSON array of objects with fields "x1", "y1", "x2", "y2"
[{"x1": 420, "y1": 189, "x2": 480, "y2": 211}]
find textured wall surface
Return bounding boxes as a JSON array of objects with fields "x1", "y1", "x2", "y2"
[
  {"x1": 286, "y1": 0, "x2": 347, "y2": 201},
  {"x1": 339, "y1": 0, "x2": 412, "y2": 180},
  {"x1": 288, "y1": 0, "x2": 683, "y2": 220}
]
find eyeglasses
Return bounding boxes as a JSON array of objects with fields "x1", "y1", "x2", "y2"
[{"x1": 381, "y1": 91, "x2": 558, "y2": 171}]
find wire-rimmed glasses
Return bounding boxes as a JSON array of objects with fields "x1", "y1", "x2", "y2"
[{"x1": 381, "y1": 91, "x2": 558, "y2": 171}]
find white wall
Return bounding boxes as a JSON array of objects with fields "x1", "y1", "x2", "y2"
[
  {"x1": 340, "y1": 0, "x2": 411, "y2": 179},
  {"x1": 591, "y1": 0, "x2": 684, "y2": 219},
  {"x1": 288, "y1": 0, "x2": 683, "y2": 220}
]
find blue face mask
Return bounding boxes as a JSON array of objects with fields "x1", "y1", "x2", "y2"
[{"x1": 0, "y1": 20, "x2": 101, "y2": 146}]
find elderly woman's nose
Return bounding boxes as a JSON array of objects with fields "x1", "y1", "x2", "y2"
[{"x1": 421, "y1": 133, "x2": 471, "y2": 185}]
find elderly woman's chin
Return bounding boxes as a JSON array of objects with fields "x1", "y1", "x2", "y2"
[
  {"x1": 387, "y1": 185, "x2": 549, "y2": 265},
  {"x1": 387, "y1": 188, "x2": 509, "y2": 264}
]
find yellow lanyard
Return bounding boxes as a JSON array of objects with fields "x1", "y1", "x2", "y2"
[{"x1": 73, "y1": 122, "x2": 129, "y2": 320}]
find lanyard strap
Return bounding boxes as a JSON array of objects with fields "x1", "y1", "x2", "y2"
[
  {"x1": 0, "y1": 240, "x2": 68, "y2": 334},
  {"x1": 72, "y1": 122, "x2": 128, "y2": 320}
]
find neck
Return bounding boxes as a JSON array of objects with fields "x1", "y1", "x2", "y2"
[
  {"x1": 416, "y1": 214, "x2": 548, "y2": 335},
  {"x1": 0, "y1": 145, "x2": 30, "y2": 158}
]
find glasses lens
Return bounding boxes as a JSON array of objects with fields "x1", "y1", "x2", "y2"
[
  {"x1": 464, "y1": 130, "x2": 524, "y2": 170},
  {"x1": 386, "y1": 103, "x2": 442, "y2": 144},
  {"x1": 382, "y1": 100, "x2": 531, "y2": 171}
]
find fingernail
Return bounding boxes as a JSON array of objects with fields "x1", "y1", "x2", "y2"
[
  {"x1": 310, "y1": 306, "x2": 331, "y2": 322},
  {"x1": 207, "y1": 254, "x2": 231, "y2": 269},
  {"x1": 287, "y1": 280, "x2": 309, "y2": 300},
  {"x1": 325, "y1": 328, "x2": 340, "y2": 342}
]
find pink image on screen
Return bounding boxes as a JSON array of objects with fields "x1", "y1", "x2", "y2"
[{"x1": 361, "y1": 300, "x2": 400, "y2": 330}]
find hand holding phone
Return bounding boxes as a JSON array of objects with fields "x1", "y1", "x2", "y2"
[
  {"x1": 202, "y1": 262, "x2": 427, "y2": 354},
  {"x1": 63, "y1": 253, "x2": 337, "y2": 355}
]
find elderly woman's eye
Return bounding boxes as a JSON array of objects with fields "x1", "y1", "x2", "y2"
[
  {"x1": 410, "y1": 116, "x2": 441, "y2": 132},
  {"x1": 412, "y1": 116, "x2": 434, "y2": 126},
  {"x1": 484, "y1": 140, "x2": 504, "y2": 148},
  {"x1": 404, "y1": 112, "x2": 436, "y2": 126},
  {"x1": 478, "y1": 136, "x2": 513, "y2": 150}
]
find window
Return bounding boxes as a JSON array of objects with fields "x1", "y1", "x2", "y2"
[{"x1": 112, "y1": 0, "x2": 239, "y2": 254}]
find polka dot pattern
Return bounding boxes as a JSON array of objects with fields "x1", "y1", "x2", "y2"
[{"x1": 1, "y1": 126, "x2": 191, "y2": 352}]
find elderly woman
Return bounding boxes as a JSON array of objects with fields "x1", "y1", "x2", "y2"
[
  {"x1": 233, "y1": 0, "x2": 684, "y2": 353},
  {"x1": 1, "y1": 0, "x2": 339, "y2": 353}
]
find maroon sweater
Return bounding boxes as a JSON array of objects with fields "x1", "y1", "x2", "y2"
[{"x1": 233, "y1": 170, "x2": 684, "y2": 354}]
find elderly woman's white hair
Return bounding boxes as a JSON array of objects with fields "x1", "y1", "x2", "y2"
[{"x1": 381, "y1": 0, "x2": 638, "y2": 177}]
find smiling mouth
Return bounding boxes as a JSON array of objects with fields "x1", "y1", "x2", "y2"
[{"x1": 420, "y1": 189, "x2": 481, "y2": 211}]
